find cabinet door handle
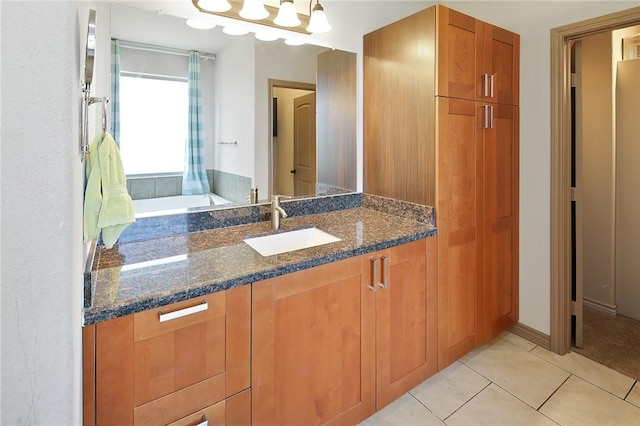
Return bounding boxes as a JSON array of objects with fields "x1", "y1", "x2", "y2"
[
  {"x1": 379, "y1": 256, "x2": 389, "y2": 289},
  {"x1": 369, "y1": 258, "x2": 379, "y2": 291},
  {"x1": 482, "y1": 73, "x2": 495, "y2": 98},
  {"x1": 159, "y1": 300, "x2": 208, "y2": 322},
  {"x1": 489, "y1": 74, "x2": 495, "y2": 98},
  {"x1": 489, "y1": 105, "x2": 495, "y2": 129},
  {"x1": 482, "y1": 105, "x2": 490, "y2": 129}
]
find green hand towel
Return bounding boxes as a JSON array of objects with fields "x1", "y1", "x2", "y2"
[{"x1": 83, "y1": 133, "x2": 135, "y2": 248}]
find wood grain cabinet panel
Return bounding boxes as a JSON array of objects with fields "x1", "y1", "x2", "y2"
[
  {"x1": 483, "y1": 104, "x2": 520, "y2": 340},
  {"x1": 252, "y1": 256, "x2": 376, "y2": 426},
  {"x1": 87, "y1": 285, "x2": 251, "y2": 425},
  {"x1": 436, "y1": 98, "x2": 485, "y2": 368},
  {"x1": 365, "y1": 238, "x2": 439, "y2": 410}
]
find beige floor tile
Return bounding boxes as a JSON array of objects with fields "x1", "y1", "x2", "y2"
[
  {"x1": 540, "y1": 375, "x2": 640, "y2": 425},
  {"x1": 531, "y1": 346, "x2": 635, "y2": 398},
  {"x1": 499, "y1": 331, "x2": 537, "y2": 352},
  {"x1": 461, "y1": 338, "x2": 570, "y2": 409},
  {"x1": 446, "y1": 383, "x2": 558, "y2": 426},
  {"x1": 626, "y1": 382, "x2": 640, "y2": 408},
  {"x1": 359, "y1": 393, "x2": 444, "y2": 426},
  {"x1": 409, "y1": 361, "x2": 490, "y2": 420}
]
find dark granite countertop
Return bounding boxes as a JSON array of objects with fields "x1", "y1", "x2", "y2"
[{"x1": 84, "y1": 201, "x2": 437, "y2": 325}]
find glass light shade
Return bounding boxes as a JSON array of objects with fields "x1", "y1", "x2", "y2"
[
  {"x1": 223, "y1": 25, "x2": 249, "y2": 36},
  {"x1": 198, "y1": 0, "x2": 232, "y2": 12},
  {"x1": 306, "y1": 4, "x2": 331, "y2": 33},
  {"x1": 186, "y1": 18, "x2": 217, "y2": 30},
  {"x1": 274, "y1": 0, "x2": 300, "y2": 27},
  {"x1": 284, "y1": 38, "x2": 306, "y2": 46},
  {"x1": 255, "y1": 31, "x2": 279, "y2": 41},
  {"x1": 239, "y1": 0, "x2": 269, "y2": 20}
]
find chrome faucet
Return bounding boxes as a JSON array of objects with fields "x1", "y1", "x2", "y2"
[{"x1": 271, "y1": 195, "x2": 289, "y2": 230}]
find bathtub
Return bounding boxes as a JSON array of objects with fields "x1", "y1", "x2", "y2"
[{"x1": 133, "y1": 193, "x2": 231, "y2": 216}]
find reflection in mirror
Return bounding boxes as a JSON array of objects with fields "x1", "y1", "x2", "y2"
[{"x1": 110, "y1": 2, "x2": 356, "y2": 217}]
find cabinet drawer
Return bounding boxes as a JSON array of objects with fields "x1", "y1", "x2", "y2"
[
  {"x1": 134, "y1": 374, "x2": 225, "y2": 425},
  {"x1": 167, "y1": 389, "x2": 251, "y2": 426},
  {"x1": 133, "y1": 293, "x2": 227, "y2": 406},
  {"x1": 134, "y1": 292, "x2": 226, "y2": 342}
]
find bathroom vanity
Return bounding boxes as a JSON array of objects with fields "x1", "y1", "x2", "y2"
[{"x1": 82, "y1": 193, "x2": 438, "y2": 425}]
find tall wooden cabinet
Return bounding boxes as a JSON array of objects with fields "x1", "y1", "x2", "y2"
[{"x1": 364, "y1": 4, "x2": 519, "y2": 369}]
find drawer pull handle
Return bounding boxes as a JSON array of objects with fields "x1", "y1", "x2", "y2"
[
  {"x1": 369, "y1": 258, "x2": 379, "y2": 291},
  {"x1": 159, "y1": 301, "x2": 208, "y2": 322},
  {"x1": 379, "y1": 256, "x2": 389, "y2": 289}
]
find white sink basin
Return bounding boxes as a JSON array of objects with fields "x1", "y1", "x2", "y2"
[{"x1": 244, "y1": 227, "x2": 341, "y2": 256}]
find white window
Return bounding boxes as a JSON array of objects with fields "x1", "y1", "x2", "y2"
[{"x1": 119, "y1": 75, "x2": 188, "y2": 175}]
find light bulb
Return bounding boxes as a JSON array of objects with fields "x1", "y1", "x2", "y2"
[
  {"x1": 186, "y1": 18, "x2": 217, "y2": 30},
  {"x1": 274, "y1": 0, "x2": 300, "y2": 27},
  {"x1": 239, "y1": 0, "x2": 269, "y2": 20},
  {"x1": 306, "y1": 2, "x2": 331, "y2": 33}
]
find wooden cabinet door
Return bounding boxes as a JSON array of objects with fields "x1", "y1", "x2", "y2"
[
  {"x1": 367, "y1": 238, "x2": 439, "y2": 410},
  {"x1": 252, "y1": 256, "x2": 376, "y2": 426},
  {"x1": 483, "y1": 105, "x2": 519, "y2": 340},
  {"x1": 93, "y1": 285, "x2": 251, "y2": 426},
  {"x1": 436, "y1": 98, "x2": 484, "y2": 369},
  {"x1": 363, "y1": 6, "x2": 437, "y2": 206},
  {"x1": 483, "y1": 24, "x2": 520, "y2": 106},
  {"x1": 436, "y1": 5, "x2": 484, "y2": 101}
]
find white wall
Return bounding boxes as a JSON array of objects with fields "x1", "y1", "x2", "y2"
[
  {"x1": 213, "y1": 37, "x2": 256, "y2": 179},
  {"x1": 1, "y1": 1, "x2": 108, "y2": 423},
  {"x1": 580, "y1": 32, "x2": 616, "y2": 309}
]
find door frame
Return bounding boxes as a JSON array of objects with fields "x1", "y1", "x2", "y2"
[
  {"x1": 550, "y1": 6, "x2": 640, "y2": 355},
  {"x1": 268, "y1": 79, "x2": 315, "y2": 199}
]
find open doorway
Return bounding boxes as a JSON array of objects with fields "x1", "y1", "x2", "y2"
[
  {"x1": 569, "y1": 26, "x2": 640, "y2": 380},
  {"x1": 268, "y1": 80, "x2": 316, "y2": 198},
  {"x1": 550, "y1": 6, "x2": 640, "y2": 362}
]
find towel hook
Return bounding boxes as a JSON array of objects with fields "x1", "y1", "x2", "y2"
[{"x1": 82, "y1": 95, "x2": 110, "y2": 157}]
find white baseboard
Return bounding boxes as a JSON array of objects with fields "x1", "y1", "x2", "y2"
[
  {"x1": 583, "y1": 298, "x2": 617, "y2": 316},
  {"x1": 509, "y1": 322, "x2": 551, "y2": 350}
]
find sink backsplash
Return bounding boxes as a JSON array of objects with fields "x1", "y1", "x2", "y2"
[{"x1": 98, "y1": 192, "x2": 434, "y2": 246}]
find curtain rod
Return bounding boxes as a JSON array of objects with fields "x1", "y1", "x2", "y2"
[{"x1": 116, "y1": 39, "x2": 216, "y2": 61}]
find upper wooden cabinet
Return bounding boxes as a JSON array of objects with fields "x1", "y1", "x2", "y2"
[
  {"x1": 85, "y1": 285, "x2": 251, "y2": 426},
  {"x1": 437, "y1": 6, "x2": 519, "y2": 105}
]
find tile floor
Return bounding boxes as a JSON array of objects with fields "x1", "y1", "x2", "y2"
[{"x1": 360, "y1": 332, "x2": 640, "y2": 426}]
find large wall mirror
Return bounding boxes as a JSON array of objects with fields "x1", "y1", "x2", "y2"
[{"x1": 110, "y1": 2, "x2": 356, "y2": 217}]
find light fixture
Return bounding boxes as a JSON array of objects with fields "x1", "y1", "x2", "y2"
[
  {"x1": 255, "y1": 30, "x2": 280, "y2": 41},
  {"x1": 306, "y1": 0, "x2": 331, "y2": 34},
  {"x1": 274, "y1": 0, "x2": 300, "y2": 27},
  {"x1": 190, "y1": 0, "x2": 332, "y2": 36},
  {"x1": 197, "y1": 0, "x2": 232, "y2": 12},
  {"x1": 285, "y1": 38, "x2": 306, "y2": 46},
  {"x1": 239, "y1": 0, "x2": 269, "y2": 20},
  {"x1": 186, "y1": 18, "x2": 217, "y2": 29},
  {"x1": 223, "y1": 25, "x2": 249, "y2": 36}
]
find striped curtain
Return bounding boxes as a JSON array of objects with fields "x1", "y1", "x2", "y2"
[
  {"x1": 182, "y1": 51, "x2": 211, "y2": 195},
  {"x1": 110, "y1": 39, "x2": 121, "y2": 147}
]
